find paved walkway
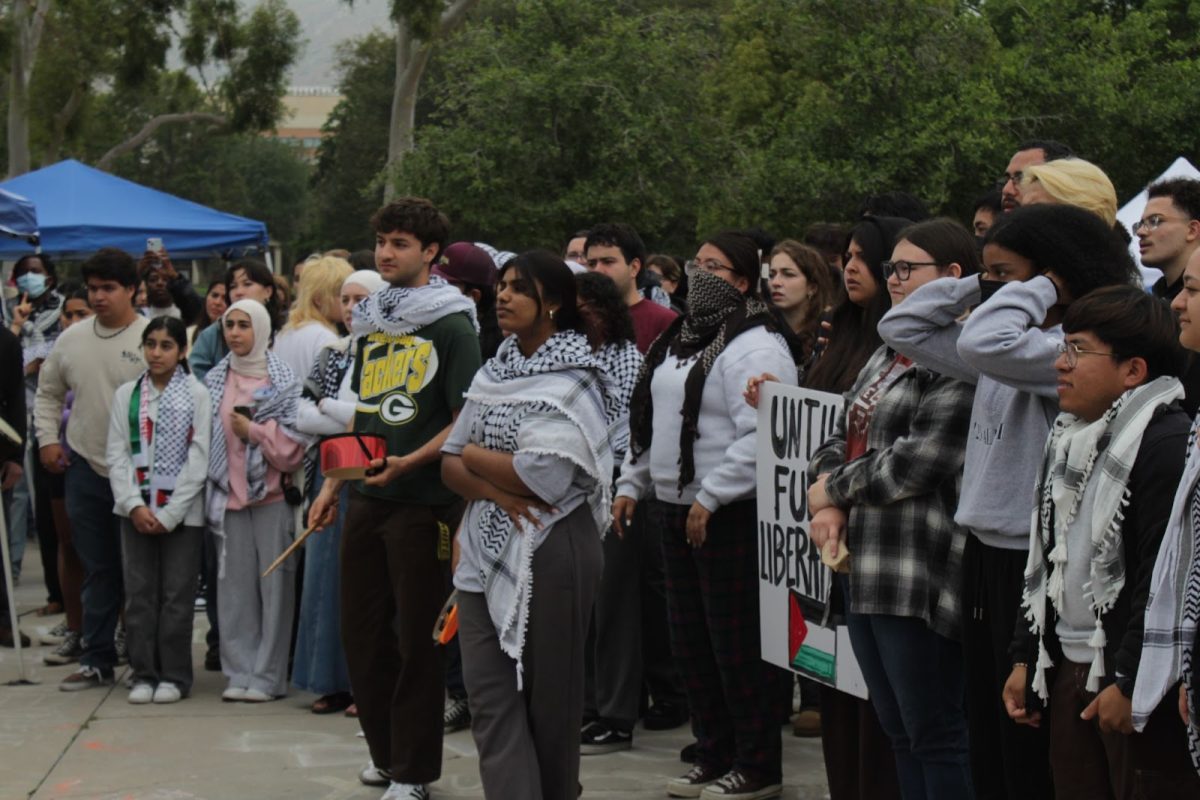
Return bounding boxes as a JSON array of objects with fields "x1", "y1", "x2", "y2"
[{"x1": 1, "y1": 545, "x2": 830, "y2": 799}]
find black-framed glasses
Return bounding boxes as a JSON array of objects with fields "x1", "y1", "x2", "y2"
[
  {"x1": 1055, "y1": 340, "x2": 1114, "y2": 368},
  {"x1": 685, "y1": 259, "x2": 735, "y2": 278},
  {"x1": 995, "y1": 170, "x2": 1024, "y2": 190},
  {"x1": 1131, "y1": 214, "x2": 1189, "y2": 236},
  {"x1": 882, "y1": 259, "x2": 940, "y2": 280}
]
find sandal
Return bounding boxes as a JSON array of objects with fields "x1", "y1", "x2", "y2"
[
  {"x1": 344, "y1": 703, "x2": 358, "y2": 718},
  {"x1": 35, "y1": 602, "x2": 64, "y2": 617},
  {"x1": 311, "y1": 692, "x2": 353, "y2": 715}
]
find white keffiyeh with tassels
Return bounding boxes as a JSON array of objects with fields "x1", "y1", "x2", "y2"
[
  {"x1": 350, "y1": 274, "x2": 478, "y2": 338},
  {"x1": 1022, "y1": 376, "x2": 1184, "y2": 701},
  {"x1": 457, "y1": 332, "x2": 616, "y2": 688}
]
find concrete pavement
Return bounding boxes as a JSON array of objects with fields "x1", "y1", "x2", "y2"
[{"x1": 1, "y1": 545, "x2": 830, "y2": 799}]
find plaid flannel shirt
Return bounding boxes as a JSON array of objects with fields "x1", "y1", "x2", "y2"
[{"x1": 808, "y1": 345, "x2": 973, "y2": 639}]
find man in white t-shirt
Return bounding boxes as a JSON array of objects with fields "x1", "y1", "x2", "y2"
[{"x1": 35, "y1": 248, "x2": 148, "y2": 691}]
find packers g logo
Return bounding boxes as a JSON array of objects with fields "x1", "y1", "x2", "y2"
[{"x1": 380, "y1": 391, "x2": 418, "y2": 425}]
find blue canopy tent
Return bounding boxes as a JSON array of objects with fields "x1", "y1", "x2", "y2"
[
  {"x1": 0, "y1": 159, "x2": 266, "y2": 259},
  {"x1": 0, "y1": 188, "x2": 38, "y2": 245}
]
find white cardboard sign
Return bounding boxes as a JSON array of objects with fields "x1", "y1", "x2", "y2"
[{"x1": 756, "y1": 382, "x2": 868, "y2": 699}]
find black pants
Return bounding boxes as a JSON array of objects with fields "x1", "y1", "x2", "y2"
[
  {"x1": 962, "y1": 535, "x2": 1053, "y2": 799},
  {"x1": 340, "y1": 492, "x2": 458, "y2": 784},
  {"x1": 32, "y1": 456, "x2": 62, "y2": 607},
  {"x1": 590, "y1": 495, "x2": 685, "y2": 728}
]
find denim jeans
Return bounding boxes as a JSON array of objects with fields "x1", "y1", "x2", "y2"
[
  {"x1": 844, "y1": 582, "x2": 972, "y2": 800},
  {"x1": 65, "y1": 459, "x2": 123, "y2": 671}
]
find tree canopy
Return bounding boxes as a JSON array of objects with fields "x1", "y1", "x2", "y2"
[{"x1": 313, "y1": 0, "x2": 1200, "y2": 253}]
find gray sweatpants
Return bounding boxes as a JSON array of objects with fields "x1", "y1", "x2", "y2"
[
  {"x1": 121, "y1": 519, "x2": 203, "y2": 693},
  {"x1": 459, "y1": 504, "x2": 603, "y2": 800},
  {"x1": 217, "y1": 501, "x2": 295, "y2": 696}
]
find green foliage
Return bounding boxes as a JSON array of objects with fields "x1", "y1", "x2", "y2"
[
  {"x1": 12, "y1": 0, "x2": 301, "y2": 168},
  {"x1": 393, "y1": 0, "x2": 721, "y2": 252},
  {"x1": 111, "y1": 132, "x2": 312, "y2": 258}
]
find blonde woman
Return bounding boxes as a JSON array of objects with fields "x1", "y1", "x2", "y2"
[
  {"x1": 274, "y1": 256, "x2": 354, "y2": 383},
  {"x1": 1019, "y1": 158, "x2": 1118, "y2": 227}
]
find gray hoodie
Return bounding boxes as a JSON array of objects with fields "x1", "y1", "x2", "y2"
[{"x1": 878, "y1": 274, "x2": 1060, "y2": 549}]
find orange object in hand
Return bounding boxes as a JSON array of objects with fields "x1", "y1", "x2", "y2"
[{"x1": 433, "y1": 590, "x2": 458, "y2": 644}]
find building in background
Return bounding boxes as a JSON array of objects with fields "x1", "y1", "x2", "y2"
[{"x1": 273, "y1": 87, "x2": 342, "y2": 162}]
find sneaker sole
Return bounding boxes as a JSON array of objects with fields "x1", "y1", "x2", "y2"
[
  {"x1": 43, "y1": 653, "x2": 81, "y2": 665},
  {"x1": 667, "y1": 783, "x2": 714, "y2": 798},
  {"x1": 699, "y1": 785, "x2": 782, "y2": 800},
  {"x1": 580, "y1": 740, "x2": 632, "y2": 755},
  {"x1": 59, "y1": 680, "x2": 113, "y2": 692}
]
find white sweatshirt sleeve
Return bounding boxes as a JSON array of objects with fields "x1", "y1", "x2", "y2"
[
  {"x1": 695, "y1": 334, "x2": 798, "y2": 511},
  {"x1": 106, "y1": 382, "x2": 141, "y2": 518}
]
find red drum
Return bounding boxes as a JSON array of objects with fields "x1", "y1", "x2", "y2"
[{"x1": 319, "y1": 433, "x2": 387, "y2": 479}]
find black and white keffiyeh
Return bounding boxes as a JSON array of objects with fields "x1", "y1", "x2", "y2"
[
  {"x1": 1023, "y1": 376, "x2": 1184, "y2": 701},
  {"x1": 350, "y1": 274, "x2": 478, "y2": 338},
  {"x1": 462, "y1": 331, "x2": 615, "y2": 683},
  {"x1": 204, "y1": 350, "x2": 307, "y2": 575},
  {"x1": 594, "y1": 340, "x2": 641, "y2": 460},
  {"x1": 130, "y1": 366, "x2": 195, "y2": 514},
  {"x1": 1136, "y1": 415, "x2": 1200, "y2": 769},
  {"x1": 628, "y1": 268, "x2": 773, "y2": 491},
  {"x1": 15, "y1": 288, "x2": 64, "y2": 365}
]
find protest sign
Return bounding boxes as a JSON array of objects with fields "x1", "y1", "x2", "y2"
[{"x1": 757, "y1": 382, "x2": 868, "y2": 699}]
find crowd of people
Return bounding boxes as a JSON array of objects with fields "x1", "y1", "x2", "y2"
[{"x1": 2, "y1": 139, "x2": 1200, "y2": 800}]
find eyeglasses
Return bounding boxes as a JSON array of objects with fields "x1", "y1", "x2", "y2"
[
  {"x1": 1131, "y1": 214, "x2": 1189, "y2": 236},
  {"x1": 1056, "y1": 340, "x2": 1115, "y2": 369},
  {"x1": 685, "y1": 259, "x2": 735, "y2": 278},
  {"x1": 995, "y1": 171, "x2": 1024, "y2": 190},
  {"x1": 881, "y1": 259, "x2": 940, "y2": 280}
]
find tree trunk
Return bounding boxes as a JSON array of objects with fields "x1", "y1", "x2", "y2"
[
  {"x1": 382, "y1": 0, "x2": 480, "y2": 202},
  {"x1": 7, "y1": 0, "x2": 52, "y2": 178}
]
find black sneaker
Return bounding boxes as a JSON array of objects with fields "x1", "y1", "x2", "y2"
[
  {"x1": 580, "y1": 720, "x2": 632, "y2": 755},
  {"x1": 698, "y1": 770, "x2": 782, "y2": 799},
  {"x1": 644, "y1": 701, "x2": 689, "y2": 730},
  {"x1": 667, "y1": 763, "x2": 725, "y2": 797},
  {"x1": 204, "y1": 644, "x2": 221, "y2": 672},
  {"x1": 443, "y1": 696, "x2": 471, "y2": 732},
  {"x1": 44, "y1": 631, "x2": 83, "y2": 665}
]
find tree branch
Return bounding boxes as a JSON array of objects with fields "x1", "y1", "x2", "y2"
[
  {"x1": 46, "y1": 80, "x2": 87, "y2": 162},
  {"x1": 96, "y1": 112, "x2": 227, "y2": 170},
  {"x1": 439, "y1": 0, "x2": 479, "y2": 37}
]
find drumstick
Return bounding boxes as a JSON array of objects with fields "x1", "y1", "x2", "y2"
[{"x1": 261, "y1": 522, "x2": 319, "y2": 578}]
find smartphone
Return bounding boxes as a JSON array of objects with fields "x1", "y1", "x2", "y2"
[
  {"x1": 233, "y1": 405, "x2": 254, "y2": 419},
  {"x1": 146, "y1": 236, "x2": 164, "y2": 254}
]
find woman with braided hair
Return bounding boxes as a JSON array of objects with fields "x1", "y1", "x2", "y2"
[{"x1": 614, "y1": 231, "x2": 795, "y2": 799}]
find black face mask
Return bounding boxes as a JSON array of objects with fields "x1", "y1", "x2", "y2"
[{"x1": 978, "y1": 278, "x2": 1006, "y2": 305}]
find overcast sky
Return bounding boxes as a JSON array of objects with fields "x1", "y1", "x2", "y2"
[{"x1": 282, "y1": 0, "x2": 391, "y2": 88}]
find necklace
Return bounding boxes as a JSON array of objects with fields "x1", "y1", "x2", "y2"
[{"x1": 93, "y1": 316, "x2": 135, "y2": 340}]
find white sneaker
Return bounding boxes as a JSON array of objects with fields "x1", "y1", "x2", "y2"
[
  {"x1": 381, "y1": 783, "x2": 430, "y2": 800},
  {"x1": 222, "y1": 686, "x2": 247, "y2": 702},
  {"x1": 242, "y1": 688, "x2": 274, "y2": 703},
  {"x1": 128, "y1": 682, "x2": 155, "y2": 704},
  {"x1": 153, "y1": 682, "x2": 182, "y2": 704},
  {"x1": 359, "y1": 761, "x2": 392, "y2": 787}
]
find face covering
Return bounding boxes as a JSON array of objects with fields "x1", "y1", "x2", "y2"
[
  {"x1": 978, "y1": 278, "x2": 1006, "y2": 305},
  {"x1": 15, "y1": 272, "x2": 47, "y2": 299}
]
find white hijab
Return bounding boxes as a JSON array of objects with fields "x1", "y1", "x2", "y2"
[
  {"x1": 224, "y1": 299, "x2": 272, "y2": 378},
  {"x1": 343, "y1": 270, "x2": 386, "y2": 294}
]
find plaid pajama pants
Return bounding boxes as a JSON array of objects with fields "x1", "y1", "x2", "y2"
[{"x1": 652, "y1": 498, "x2": 784, "y2": 783}]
